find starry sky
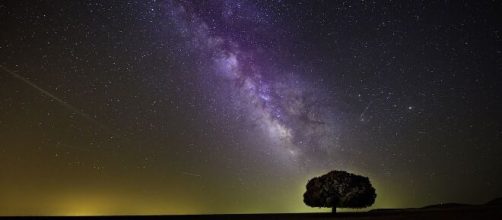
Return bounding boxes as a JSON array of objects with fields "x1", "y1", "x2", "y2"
[{"x1": 1, "y1": 0, "x2": 501, "y2": 216}]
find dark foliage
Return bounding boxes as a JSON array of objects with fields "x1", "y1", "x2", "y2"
[{"x1": 303, "y1": 170, "x2": 376, "y2": 211}]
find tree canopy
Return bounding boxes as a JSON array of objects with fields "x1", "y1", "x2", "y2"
[{"x1": 303, "y1": 170, "x2": 376, "y2": 213}]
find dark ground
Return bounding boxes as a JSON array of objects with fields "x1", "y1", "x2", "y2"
[{"x1": 2, "y1": 199, "x2": 501, "y2": 220}]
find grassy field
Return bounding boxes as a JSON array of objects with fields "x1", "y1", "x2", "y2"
[{"x1": 2, "y1": 199, "x2": 501, "y2": 220}]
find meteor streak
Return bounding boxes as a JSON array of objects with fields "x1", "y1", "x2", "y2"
[
  {"x1": 0, "y1": 65, "x2": 107, "y2": 131},
  {"x1": 180, "y1": 171, "x2": 202, "y2": 177}
]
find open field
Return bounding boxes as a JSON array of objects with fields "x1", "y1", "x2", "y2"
[{"x1": 2, "y1": 201, "x2": 501, "y2": 220}]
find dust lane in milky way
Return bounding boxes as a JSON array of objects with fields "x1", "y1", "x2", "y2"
[{"x1": 165, "y1": 0, "x2": 341, "y2": 165}]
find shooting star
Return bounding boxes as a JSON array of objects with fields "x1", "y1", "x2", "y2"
[
  {"x1": 359, "y1": 99, "x2": 376, "y2": 122},
  {"x1": 0, "y1": 65, "x2": 109, "y2": 131},
  {"x1": 180, "y1": 171, "x2": 202, "y2": 177}
]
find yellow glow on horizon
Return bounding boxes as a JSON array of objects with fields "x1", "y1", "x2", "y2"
[
  {"x1": 0, "y1": 167, "x2": 409, "y2": 216},
  {"x1": 0, "y1": 189, "x2": 205, "y2": 216}
]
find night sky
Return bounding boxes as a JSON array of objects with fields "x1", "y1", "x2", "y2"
[{"x1": 1, "y1": 0, "x2": 501, "y2": 216}]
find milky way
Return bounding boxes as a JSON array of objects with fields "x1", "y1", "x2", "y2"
[
  {"x1": 2, "y1": 0, "x2": 500, "y2": 215},
  {"x1": 165, "y1": 0, "x2": 340, "y2": 164}
]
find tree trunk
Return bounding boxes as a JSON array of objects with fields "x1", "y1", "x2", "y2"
[{"x1": 331, "y1": 207, "x2": 337, "y2": 214}]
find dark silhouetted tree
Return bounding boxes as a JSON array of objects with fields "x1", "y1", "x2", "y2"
[{"x1": 303, "y1": 170, "x2": 376, "y2": 213}]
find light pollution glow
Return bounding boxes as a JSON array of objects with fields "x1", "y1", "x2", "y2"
[{"x1": 0, "y1": 171, "x2": 409, "y2": 216}]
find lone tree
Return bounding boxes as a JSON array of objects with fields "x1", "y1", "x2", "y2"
[{"x1": 303, "y1": 170, "x2": 376, "y2": 213}]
